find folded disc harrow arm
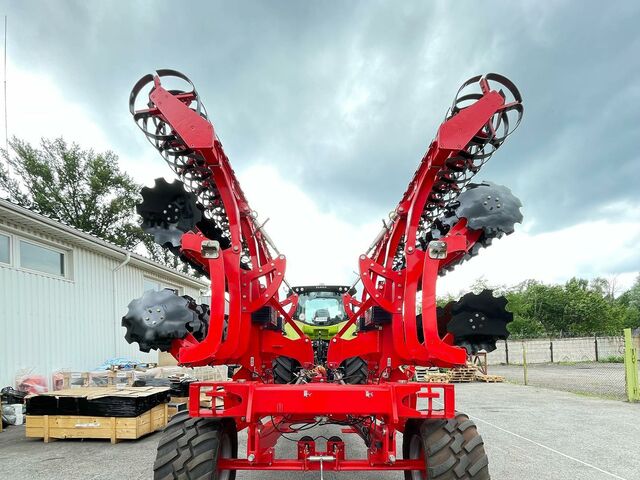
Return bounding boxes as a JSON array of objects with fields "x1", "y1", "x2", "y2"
[
  {"x1": 129, "y1": 70, "x2": 313, "y2": 372},
  {"x1": 327, "y1": 74, "x2": 523, "y2": 372}
]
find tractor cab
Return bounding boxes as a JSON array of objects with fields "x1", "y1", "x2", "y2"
[{"x1": 287, "y1": 285, "x2": 355, "y2": 340}]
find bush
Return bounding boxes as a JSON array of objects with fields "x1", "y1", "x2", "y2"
[{"x1": 599, "y1": 355, "x2": 624, "y2": 363}]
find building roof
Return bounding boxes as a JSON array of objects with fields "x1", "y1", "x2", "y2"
[{"x1": 0, "y1": 198, "x2": 209, "y2": 289}]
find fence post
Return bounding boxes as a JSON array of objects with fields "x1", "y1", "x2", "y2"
[
  {"x1": 594, "y1": 334, "x2": 599, "y2": 362},
  {"x1": 505, "y1": 338, "x2": 509, "y2": 365},
  {"x1": 522, "y1": 342, "x2": 528, "y2": 386},
  {"x1": 624, "y1": 328, "x2": 639, "y2": 402}
]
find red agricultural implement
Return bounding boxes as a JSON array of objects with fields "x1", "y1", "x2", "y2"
[{"x1": 123, "y1": 70, "x2": 524, "y2": 479}]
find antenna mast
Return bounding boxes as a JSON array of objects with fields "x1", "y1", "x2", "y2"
[{"x1": 3, "y1": 15, "x2": 7, "y2": 151}]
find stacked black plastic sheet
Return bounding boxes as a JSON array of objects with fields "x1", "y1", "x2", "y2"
[
  {"x1": 169, "y1": 378, "x2": 195, "y2": 397},
  {"x1": 25, "y1": 387, "x2": 170, "y2": 417},
  {"x1": 131, "y1": 377, "x2": 195, "y2": 397}
]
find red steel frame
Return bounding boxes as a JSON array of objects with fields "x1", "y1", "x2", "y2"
[{"x1": 132, "y1": 72, "x2": 516, "y2": 474}]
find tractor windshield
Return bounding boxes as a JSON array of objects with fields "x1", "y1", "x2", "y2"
[{"x1": 294, "y1": 291, "x2": 347, "y2": 326}]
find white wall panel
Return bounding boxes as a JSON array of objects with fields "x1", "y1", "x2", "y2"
[{"x1": 0, "y1": 218, "x2": 206, "y2": 388}]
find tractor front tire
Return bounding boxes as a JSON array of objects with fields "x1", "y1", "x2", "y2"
[
  {"x1": 154, "y1": 411, "x2": 237, "y2": 480},
  {"x1": 272, "y1": 356, "x2": 301, "y2": 384},
  {"x1": 403, "y1": 413, "x2": 489, "y2": 480},
  {"x1": 341, "y1": 356, "x2": 368, "y2": 384}
]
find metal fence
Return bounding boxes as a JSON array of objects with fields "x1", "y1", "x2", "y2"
[{"x1": 485, "y1": 329, "x2": 640, "y2": 401}]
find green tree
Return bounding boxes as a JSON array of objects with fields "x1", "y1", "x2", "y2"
[
  {"x1": 507, "y1": 314, "x2": 546, "y2": 338},
  {"x1": 436, "y1": 293, "x2": 456, "y2": 308},
  {"x1": 521, "y1": 281, "x2": 567, "y2": 333},
  {"x1": 0, "y1": 137, "x2": 194, "y2": 274},
  {"x1": 616, "y1": 274, "x2": 640, "y2": 329},
  {"x1": 504, "y1": 284, "x2": 546, "y2": 337},
  {"x1": 563, "y1": 277, "x2": 611, "y2": 334},
  {"x1": 1, "y1": 137, "x2": 142, "y2": 249},
  {"x1": 439, "y1": 275, "x2": 639, "y2": 338},
  {"x1": 503, "y1": 276, "x2": 636, "y2": 337}
]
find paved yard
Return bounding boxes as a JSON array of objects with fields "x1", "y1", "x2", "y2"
[{"x1": 1, "y1": 382, "x2": 639, "y2": 479}]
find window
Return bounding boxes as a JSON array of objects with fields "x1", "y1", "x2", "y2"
[
  {"x1": 143, "y1": 278, "x2": 161, "y2": 292},
  {"x1": 19, "y1": 240, "x2": 65, "y2": 276},
  {"x1": 0, "y1": 233, "x2": 9, "y2": 264},
  {"x1": 143, "y1": 277, "x2": 180, "y2": 295},
  {"x1": 294, "y1": 291, "x2": 347, "y2": 325}
]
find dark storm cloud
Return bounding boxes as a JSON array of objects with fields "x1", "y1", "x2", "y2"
[{"x1": 4, "y1": 0, "x2": 640, "y2": 230}]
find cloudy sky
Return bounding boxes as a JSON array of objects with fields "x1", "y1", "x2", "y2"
[{"x1": 1, "y1": 1, "x2": 639, "y2": 296}]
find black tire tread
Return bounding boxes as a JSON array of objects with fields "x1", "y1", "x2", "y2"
[
  {"x1": 403, "y1": 413, "x2": 489, "y2": 479},
  {"x1": 273, "y1": 356, "x2": 300, "y2": 384},
  {"x1": 153, "y1": 411, "x2": 237, "y2": 480},
  {"x1": 341, "y1": 356, "x2": 368, "y2": 384}
]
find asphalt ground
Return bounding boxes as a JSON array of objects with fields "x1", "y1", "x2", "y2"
[{"x1": 2, "y1": 382, "x2": 639, "y2": 480}]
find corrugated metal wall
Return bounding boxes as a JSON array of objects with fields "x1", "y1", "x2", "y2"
[{"x1": 0, "y1": 220, "x2": 203, "y2": 388}]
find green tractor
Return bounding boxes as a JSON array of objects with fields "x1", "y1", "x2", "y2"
[{"x1": 273, "y1": 285, "x2": 367, "y2": 384}]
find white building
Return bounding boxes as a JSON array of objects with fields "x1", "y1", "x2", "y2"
[{"x1": 0, "y1": 198, "x2": 209, "y2": 388}]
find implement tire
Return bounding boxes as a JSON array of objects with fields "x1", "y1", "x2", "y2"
[
  {"x1": 154, "y1": 411, "x2": 237, "y2": 480},
  {"x1": 403, "y1": 413, "x2": 489, "y2": 480}
]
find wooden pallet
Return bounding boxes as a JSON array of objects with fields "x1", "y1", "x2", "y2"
[
  {"x1": 416, "y1": 363, "x2": 504, "y2": 384},
  {"x1": 447, "y1": 366, "x2": 477, "y2": 383},
  {"x1": 414, "y1": 367, "x2": 449, "y2": 383},
  {"x1": 475, "y1": 374, "x2": 505, "y2": 383},
  {"x1": 414, "y1": 367, "x2": 426, "y2": 382},
  {"x1": 448, "y1": 375, "x2": 475, "y2": 383},
  {"x1": 423, "y1": 373, "x2": 450, "y2": 383},
  {"x1": 25, "y1": 403, "x2": 168, "y2": 444}
]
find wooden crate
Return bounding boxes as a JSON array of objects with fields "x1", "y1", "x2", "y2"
[
  {"x1": 167, "y1": 401, "x2": 187, "y2": 419},
  {"x1": 26, "y1": 403, "x2": 168, "y2": 444}
]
